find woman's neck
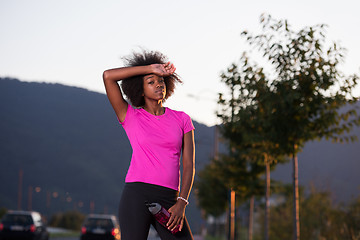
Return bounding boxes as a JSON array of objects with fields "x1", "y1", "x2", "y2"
[{"x1": 143, "y1": 101, "x2": 164, "y2": 116}]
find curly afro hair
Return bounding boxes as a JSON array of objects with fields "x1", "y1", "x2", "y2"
[{"x1": 121, "y1": 50, "x2": 182, "y2": 107}]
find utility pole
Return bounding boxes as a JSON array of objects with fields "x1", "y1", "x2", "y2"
[
  {"x1": 28, "y1": 185, "x2": 33, "y2": 211},
  {"x1": 17, "y1": 169, "x2": 23, "y2": 210},
  {"x1": 46, "y1": 191, "x2": 51, "y2": 208},
  {"x1": 90, "y1": 200, "x2": 95, "y2": 214},
  {"x1": 214, "y1": 125, "x2": 219, "y2": 160}
]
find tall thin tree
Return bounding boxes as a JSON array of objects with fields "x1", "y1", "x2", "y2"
[
  {"x1": 218, "y1": 56, "x2": 286, "y2": 240},
  {"x1": 242, "y1": 14, "x2": 360, "y2": 240}
]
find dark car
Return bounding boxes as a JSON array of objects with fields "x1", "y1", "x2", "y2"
[
  {"x1": 0, "y1": 210, "x2": 49, "y2": 240},
  {"x1": 80, "y1": 214, "x2": 120, "y2": 240}
]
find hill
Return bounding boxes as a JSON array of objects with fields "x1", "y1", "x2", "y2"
[
  {"x1": 1, "y1": 77, "x2": 359, "y2": 232},
  {"x1": 0, "y1": 78, "x2": 215, "y2": 232}
]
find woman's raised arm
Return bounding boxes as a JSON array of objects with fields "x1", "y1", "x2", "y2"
[
  {"x1": 103, "y1": 65, "x2": 152, "y2": 122},
  {"x1": 103, "y1": 63, "x2": 176, "y2": 122}
]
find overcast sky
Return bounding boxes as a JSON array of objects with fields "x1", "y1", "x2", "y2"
[{"x1": 1, "y1": 0, "x2": 359, "y2": 126}]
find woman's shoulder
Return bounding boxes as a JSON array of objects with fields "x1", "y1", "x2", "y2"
[
  {"x1": 166, "y1": 107, "x2": 194, "y2": 130},
  {"x1": 166, "y1": 107, "x2": 191, "y2": 118},
  {"x1": 167, "y1": 108, "x2": 194, "y2": 133},
  {"x1": 120, "y1": 104, "x2": 142, "y2": 124}
]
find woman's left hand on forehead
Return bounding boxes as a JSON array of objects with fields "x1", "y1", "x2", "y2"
[{"x1": 151, "y1": 62, "x2": 176, "y2": 76}]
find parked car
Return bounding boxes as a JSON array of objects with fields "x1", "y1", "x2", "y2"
[
  {"x1": 80, "y1": 214, "x2": 120, "y2": 240},
  {"x1": 0, "y1": 210, "x2": 49, "y2": 240}
]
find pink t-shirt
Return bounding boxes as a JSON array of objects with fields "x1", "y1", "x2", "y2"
[{"x1": 119, "y1": 105, "x2": 195, "y2": 191}]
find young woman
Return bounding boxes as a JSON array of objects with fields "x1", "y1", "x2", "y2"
[{"x1": 103, "y1": 50, "x2": 195, "y2": 240}]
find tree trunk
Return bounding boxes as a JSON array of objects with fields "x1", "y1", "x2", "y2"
[
  {"x1": 265, "y1": 158, "x2": 270, "y2": 240},
  {"x1": 293, "y1": 146, "x2": 300, "y2": 240},
  {"x1": 228, "y1": 189, "x2": 236, "y2": 240},
  {"x1": 248, "y1": 195, "x2": 254, "y2": 240}
]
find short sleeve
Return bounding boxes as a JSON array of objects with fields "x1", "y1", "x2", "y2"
[
  {"x1": 183, "y1": 112, "x2": 195, "y2": 134},
  {"x1": 118, "y1": 104, "x2": 135, "y2": 126}
]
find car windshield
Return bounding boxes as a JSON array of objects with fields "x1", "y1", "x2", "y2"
[
  {"x1": 2, "y1": 214, "x2": 33, "y2": 225},
  {"x1": 84, "y1": 218, "x2": 113, "y2": 228}
]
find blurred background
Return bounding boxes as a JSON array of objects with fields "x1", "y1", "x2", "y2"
[
  {"x1": 1, "y1": 1, "x2": 359, "y2": 239},
  {"x1": 1, "y1": 0, "x2": 360, "y2": 126}
]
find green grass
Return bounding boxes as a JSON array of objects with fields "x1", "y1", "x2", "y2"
[
  {"x1": 205, "y1": 236, "x2": 226, "y2": 240},
  {"x1": 49, "y1": 231, "x2": 80, "y2": 238}
]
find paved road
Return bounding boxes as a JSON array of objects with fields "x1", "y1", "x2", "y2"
[
  {"x1": 51, "y1": 235, "x2": 203, "y2": 240},
  {"x1": 50, "y1": 238, "x2": 160, "y2": 240},
  {"x1": 50, "y1": 238, "x2": 78, "y2": 240}
]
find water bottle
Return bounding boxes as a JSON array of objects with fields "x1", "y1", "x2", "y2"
[{"x1": 145, "y1": 202, "x2": 180, "y2": 234}]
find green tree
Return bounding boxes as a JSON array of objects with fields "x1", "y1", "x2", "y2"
[
  {"x1": 196, "y1": 152, "x2": 266, "y2": 239},
  {"x1": 343, "y1": 197, "x2": 360, "y2": 239},
  {"x1": 217, "y1": 55, "x2": 287, "y2": 240},
  {"x1": 49, "y1": 210, "x2": 85, "y2": 231},
  {"x1": 259, "y1": 185, "x2": 360, "y2": 240},
  {"x1": 258, "y1": 184, "x2": 297, "y2": 240},
  {"x1": 218, "y1": 153, "x2": 270, "y2": 240},
  {"x1": 195, "y1": 160, "x2": 228, "y2": 238},
  {"x1": 195, "y1": 161, "x2": 228, "y2": 218},
  {"x1": 0, "y1": 207, "x2": 7, "y2": 219},
  {"x1": 300, "y1": 187, "x2": 339, "y2": 239},
  {"x1": 241, "y1": 14, "x2": 360, "y2": 240}
]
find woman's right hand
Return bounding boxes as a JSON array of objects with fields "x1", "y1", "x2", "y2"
[{"x1": 151, "y1": 62, "x2": 176, "y2": 76}]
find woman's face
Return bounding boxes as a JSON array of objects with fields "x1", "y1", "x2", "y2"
[{"x1": 143, "y1": 74, "x2": 166, "y2": 102}]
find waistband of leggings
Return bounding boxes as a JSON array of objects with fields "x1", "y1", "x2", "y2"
[{"x1": 125, "y1": 182, "x2": 179, "y2": 195}]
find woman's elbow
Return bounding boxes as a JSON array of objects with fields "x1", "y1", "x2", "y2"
[{"x1": 102, "y1": 70, "x2": 110, "y2": 82}]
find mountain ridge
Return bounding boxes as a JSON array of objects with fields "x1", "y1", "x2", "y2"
[
  {"x1": 1, "y1": 77, "x2": 359, "y2": 232},
  {"x1": 0, "y1": 77, "x2": 214, "y2": 232}
]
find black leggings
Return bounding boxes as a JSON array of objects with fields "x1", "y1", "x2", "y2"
[{"x1": 119, "y1": 182, "x2": 193, "y2": 240}]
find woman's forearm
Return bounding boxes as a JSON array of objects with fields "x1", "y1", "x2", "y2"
[
  {"x1": 103, "y1": 65, "x2": 153, "y2": 121},
  {"x1": 179, "y1": 162, "x2": 195, "y2": 201},
  {"x1": 179, "y1": 130, "x2": 195, "y2": 202},
  {"x1": 103, "y1": 65, "x2": 153, "y2": 82}
]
